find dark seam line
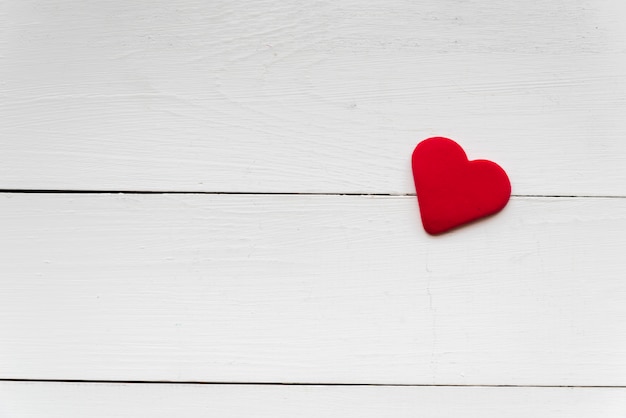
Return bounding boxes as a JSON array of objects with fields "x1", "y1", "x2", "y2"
[
  {"x1": 0, "y1": 189, "x2": 623, "y2": 199},
  {"x1": 0, "y1": 378, "x2": 623, "y2": 388}
]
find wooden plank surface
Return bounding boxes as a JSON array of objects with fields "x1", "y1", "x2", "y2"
[
  {"x1": 1, "y1": 382, "x2": 625, "y2": 418},
  {"x1": 2, "y1": 0, "x2": 626, "y2": 195},
  {"x1": 1, "y1": 193, "x2": 625, "y2": 385}
]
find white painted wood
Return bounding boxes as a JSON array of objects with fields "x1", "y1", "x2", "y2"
[
  {"x1": 2, "y1": 0, "x2": 626, "y2": 195},
  {"x1": 1, "y1": 382, "x2": 625, "y2": 418},
  {"x1": 1, "y1": 193, "x2": 625, "y2": 385}
]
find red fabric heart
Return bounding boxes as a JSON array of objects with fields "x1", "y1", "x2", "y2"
[{"x1": 412, "y1": 137, "x2": 511, "y2": 235}]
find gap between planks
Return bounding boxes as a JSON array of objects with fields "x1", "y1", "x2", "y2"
[
  {"x1": 0, "y1": 379, "x2": 624, "y2": 389},
  {"x1": 0, "y1": 189, "x2": 625, "y2": 199}
]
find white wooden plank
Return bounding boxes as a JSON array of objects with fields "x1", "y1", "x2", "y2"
[
  {"x1": 0, "y1": 193, "x2": 625, "y2": 385},
  {"x1": 2, "y1": 0, "x2": 626, "y2": 195},
  {"x1": 1, "y1": 382, "x2": 625, "y2": 418}
]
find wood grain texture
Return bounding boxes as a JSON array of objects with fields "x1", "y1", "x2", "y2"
[
  {"x1": 1, "y1": 382, "x2": 625, "y2": 418},
  {"x1": 2, "y1": 0, "x2": 626, "y2": 195},
  {"x1": 1, "y1": 193, "x2": 625, "y2": 385}
]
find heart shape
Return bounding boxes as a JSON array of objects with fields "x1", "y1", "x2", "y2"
[{"x1": 412, "y1": 137, "x2": 511, "y2": 235}]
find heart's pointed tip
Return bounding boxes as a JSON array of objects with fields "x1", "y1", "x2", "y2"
[{"x1": 424, "y1": 227, "x2": 448, "y2": 236}]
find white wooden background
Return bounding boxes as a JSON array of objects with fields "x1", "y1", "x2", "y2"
[{"x1": 2, "y1": 0, "x2": 626, "y2": 416}]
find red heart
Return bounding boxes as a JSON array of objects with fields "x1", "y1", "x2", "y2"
[{"x1": 412, "y1": 137, "x2": 511, "y2": 235}]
